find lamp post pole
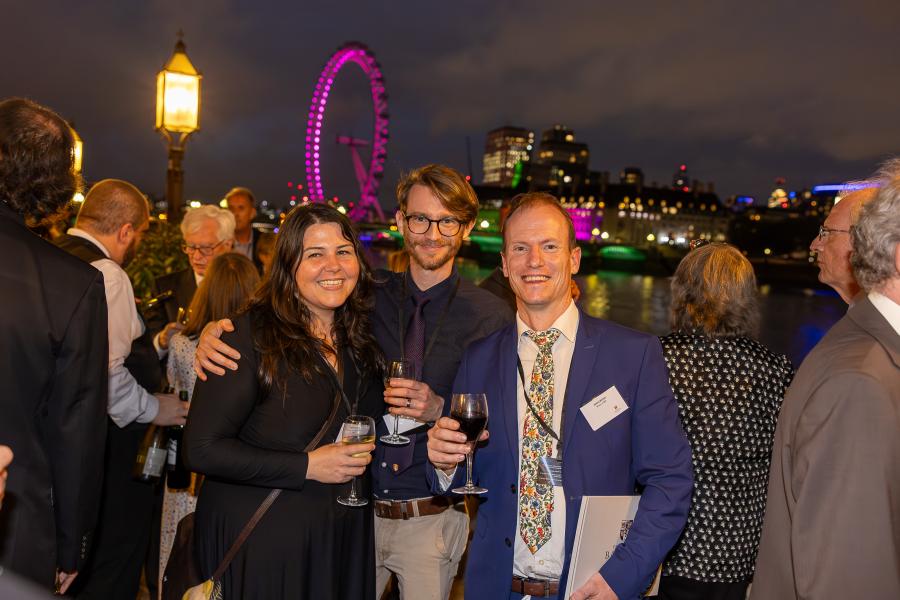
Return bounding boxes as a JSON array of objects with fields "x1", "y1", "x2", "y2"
[
  {"x1": 165, "y1": 134, "x2": 186, "y2": 222},
  {"x1": 155, "y1": 32, "x2": 201, "y2": 223}
]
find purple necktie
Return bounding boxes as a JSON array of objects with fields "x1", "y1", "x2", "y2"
[{"x1": 403, "y1": 289, "x2": 430, "y2": 380}]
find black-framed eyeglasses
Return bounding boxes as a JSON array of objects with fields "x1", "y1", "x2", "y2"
[
  {"x1": 181, "y1": 239, "x2": 227, "y2": 257},
  {"x1": 403, "y1": 213, "x2": 463, "y2": 237},
  {"x1": 816, "y1": 225, "x2": 850, "y2": 241}
]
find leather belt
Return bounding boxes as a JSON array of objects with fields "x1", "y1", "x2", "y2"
[
  {"x1": 511, "y1": 576, "x2": 560, "y2": 597},
  {"x1": 374, "y1": 496, "x2": 455, "y2": 520}
]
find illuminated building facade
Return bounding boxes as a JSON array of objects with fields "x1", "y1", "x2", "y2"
[
  {"x1": 482, "y1": 126, "x2": 534, "y2": 187},
  {"x1": 531, "y1": 125, "x2": 590, "y2": 190}
]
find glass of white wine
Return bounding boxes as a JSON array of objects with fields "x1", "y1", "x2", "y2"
[
  {"x1": 380, "y1": 359, "x2": 414, "y2": 446},
  {"x1": 337, "y1": 415, "x2": 376, "y2": 507}
]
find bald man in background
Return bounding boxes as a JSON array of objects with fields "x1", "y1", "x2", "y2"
[{"x1": 56, "y1": 179, "x2": 188, "y2": 599}]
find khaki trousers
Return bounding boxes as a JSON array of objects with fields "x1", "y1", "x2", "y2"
[{"x1": 375, "y1": 503, "x2": 469, "y2": 600}]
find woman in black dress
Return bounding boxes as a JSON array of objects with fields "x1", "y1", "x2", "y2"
[
  {"x1": 184, "y1": 203, "x2": 384, "y2": 599},
  {"x1": 657, "y1": 242, "x2": 793, "y2": 600}
]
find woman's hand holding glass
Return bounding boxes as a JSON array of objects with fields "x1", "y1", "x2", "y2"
[{"x1": 307, "y1": 436, "x2": 374, "y2": 485}]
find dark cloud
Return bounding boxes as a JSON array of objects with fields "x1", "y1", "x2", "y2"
[{"x1": 4, "y1": 0, "x2": 898, "y2": 207}]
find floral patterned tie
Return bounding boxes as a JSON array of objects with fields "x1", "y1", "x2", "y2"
[{"x1": 519, "y1": 328, "x2": 561, "y2": 554}]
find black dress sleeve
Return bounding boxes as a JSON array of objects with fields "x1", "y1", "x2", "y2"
[{"x1": 183, "y1": 314, "x2": 310, "y2": 490}]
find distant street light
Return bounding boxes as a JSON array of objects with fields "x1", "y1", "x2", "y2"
[{"x1": 155, "y1": 31, "x2": 201, "y2": 221}]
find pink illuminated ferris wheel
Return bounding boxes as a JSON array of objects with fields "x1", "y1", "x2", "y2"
[{"x1": 304, "y1": 42, "x2": 389, "y2": 221}]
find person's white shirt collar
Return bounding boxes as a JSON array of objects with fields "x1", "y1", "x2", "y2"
[
  {"x1": 868, "y1": 291, "x2": 900, "y2": 337},
  {"x1": 194, "y1": 271, "x2": 203, "y2": 286},
  {"x1": 516, "y1": 300, "x2": 579, "y2": 343},
  {"x1": 67, "y1": 227, "x2": 112, "y2": 259}
]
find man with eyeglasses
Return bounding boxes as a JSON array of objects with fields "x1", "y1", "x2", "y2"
[
  {"x1": 150, "y1": 205, "x2": 235, "y2": 353},
  {"x1": 809, "y1": 185, "x2": 878, "y2": 304},
  {"x1": 364, "y1": 164, "x2": 513, "y2": 599}
]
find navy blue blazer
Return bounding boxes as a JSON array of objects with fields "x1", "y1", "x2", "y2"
[{"x1": 428, "y1": 310, "x2": 693, "y2": 600}]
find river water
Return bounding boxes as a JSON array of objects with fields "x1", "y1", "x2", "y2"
[{"x1": 455, "y1": 260, "x2": 845, "y2": 367}]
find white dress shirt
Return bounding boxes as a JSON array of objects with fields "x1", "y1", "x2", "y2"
[
  {"x1": 512, "y1": 300, "x2": 579, "y2": 584},
  {"x1": 869, "y1": 291, "x2": 900, "y2": 336},
  {"x1": 68, "y1": 228, "x2": 159, "y2": 427}
]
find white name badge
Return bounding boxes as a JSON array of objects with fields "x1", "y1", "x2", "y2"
[
  {"x1": 579, "y1": 386, "x2": 629, "y2": 431},
  {"x1": 381, "y1": 414, "x2": 422, "y2": 435}
]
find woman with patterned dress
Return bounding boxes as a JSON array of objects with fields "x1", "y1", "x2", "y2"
[
  {"x1": 158, "y1": 252, "x2": 260, "y2": 590},
  {"x1": 658, "y1": 243, "x2": 794, "y2": 600},
  {"x1": 183, "y1": 204, "x2": 384, "y2": 599}
]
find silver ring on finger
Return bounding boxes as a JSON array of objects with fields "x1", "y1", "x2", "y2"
[{"x1": 406, "y1": 399, "x2": 411, "y2": 408}]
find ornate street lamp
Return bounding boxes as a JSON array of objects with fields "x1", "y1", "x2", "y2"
[{"x1": 155, "y1": 31, "x2": 201, "y2": 221}]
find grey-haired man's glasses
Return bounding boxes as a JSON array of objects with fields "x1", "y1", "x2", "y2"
[{"x1": 816, "y1": 225, "x2": 850, "y2": 241}]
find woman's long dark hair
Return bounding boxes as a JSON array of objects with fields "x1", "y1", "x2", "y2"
[
  {"x1": 182, "y1": 253, "x2": 260, "y2": 339},
  {"x1": 245, "y1": 203, "x2": 383, "y2": 389}
]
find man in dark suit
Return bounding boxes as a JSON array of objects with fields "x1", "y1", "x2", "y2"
[
  {"x1": 149, "y1": 204, "x2": 234, "y2": 351},
  {"x1": 0, "y1": 97, "x2": 109, "y2": 595},
  {"x1": 427, "y1": 193, "x2": 693, "y2": 600},
  {"x1": 753, "y1": 173, "x2": 900, "y2": 599},
  {"x1": 225, "y1": 186, "x2": 264, "y2": 273}
]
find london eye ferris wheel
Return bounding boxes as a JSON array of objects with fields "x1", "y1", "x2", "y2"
[{"x1": 304, "y1": 42, "x2": 389, "y2": 222}]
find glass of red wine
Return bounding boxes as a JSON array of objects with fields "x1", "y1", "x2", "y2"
[{"x1": 450, "y1": 393, "x2": 489, "y2": 495}]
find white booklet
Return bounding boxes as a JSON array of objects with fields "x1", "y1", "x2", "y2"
[{"x1": 563, "y1": 495, "x2": 662, "y2": 599}]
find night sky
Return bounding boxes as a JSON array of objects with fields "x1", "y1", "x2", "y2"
[{"x1": 6, "y1": 1, "x2": 899, "y2": 210}]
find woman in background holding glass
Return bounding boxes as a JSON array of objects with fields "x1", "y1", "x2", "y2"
[
  {"x1": 184, "y1": 204, "x2": 384, "y2": 599},
  {"x1": 158, "y1": 252, "x2": 259, "y2": 588},
  {"x1": 658, "y1": 242, "x2": 793, "y2": 600}
]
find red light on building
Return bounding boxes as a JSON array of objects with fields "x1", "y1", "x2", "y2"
[
  {"x1": 465, "y1": 175, "x2": 471, "y2": 181},
  {"x1": 682, "y1": 186, "x2": 689, "y2": 192},
  {"x1": 288, "y1": 181, "x2": 293, "y2": 187},
  {"x1": 680, "y1": 165, "x2": 686, "y2": 171}
]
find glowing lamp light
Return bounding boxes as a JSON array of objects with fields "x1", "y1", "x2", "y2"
[
  {"x1": 389, "y1": 225, "x2": 398, "y2": 231},
  {"x1": 600, "y1": 231, "x2": 610, "y2": 240},
  {"x1": 155, "y1": 40, "x2": 201, "y2": 134},
  {"x1": 218, "y1": 198, "x2": 228, "y2": 208},
  {"x1": 647, "y1": 233, "x2": 656, "y2": 242},
  {"x1": 764, "y1": 248, "x2": 772, "y2": 255},
  {"x1": 72, "y1": 192, "x2": 85, "y2": 203},
  {"x1": 337, "y1": 206, "x2": 347, "y2": 214},
  {"x1": 659, "y1": 235, "x2": 670, "y2": 243},
  {"x1": 676, "y1": 236, "x2": 686, "y2": 244},
  {"x1": 480, "y1": 219, "x2": 490, "y2": 229},
  {"x1": 591, "y1": 227, "x2": 601, "y2": 237},
  {"x1": 189, "y1": 200, "x2": 202, "y2": 208}
]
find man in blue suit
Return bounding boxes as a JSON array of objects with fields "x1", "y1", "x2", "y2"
[{"x1": 427, "y1": 192, "x2": 692, "y2": 600}]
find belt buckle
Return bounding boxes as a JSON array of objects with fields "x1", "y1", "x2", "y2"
[
  {"x1": 543, "y1": 579, "x2": 551, "y2": 596},
  {"x1": 400, "y1": 500, "x2": 409, "y2": 520}
]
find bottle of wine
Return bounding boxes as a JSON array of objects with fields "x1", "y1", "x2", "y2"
[
  {"x1": 133, "y1": 424, "x2": 169, "y2": 484},
  {"x1": 166, "y1": 390, "x2": 191, "y2": 490}
]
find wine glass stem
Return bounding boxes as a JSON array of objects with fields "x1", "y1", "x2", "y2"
[
  {"x1": 349, "y1": 476, "x2": 358, "y2": 500},
  {"x1": 393, "y1": 414, "x2": 400, "y2": 436},
  {"x1": 465, "y1": 447, "x2": 474, "y2": 489}
]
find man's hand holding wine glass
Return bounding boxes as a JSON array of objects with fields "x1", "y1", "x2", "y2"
[{"x1": 384, "y1": 378, "x2": 444, "y2": 423}]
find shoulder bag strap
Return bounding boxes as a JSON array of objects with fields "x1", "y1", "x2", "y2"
[{"x1": 210, "y1": 365, "x2": 345, "y2": 581}]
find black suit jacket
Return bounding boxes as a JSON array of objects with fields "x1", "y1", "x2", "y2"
[
  {"x1": 146, "y1": 268, "x2": 198, "y2": 333},
  {"x1": 0, "y1": 202, "x2": 109, "y2": 587}
]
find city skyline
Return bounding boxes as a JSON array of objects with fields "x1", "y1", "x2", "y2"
[{"x1": 4, "y1": 1, "x2": 898, "y2": 210}]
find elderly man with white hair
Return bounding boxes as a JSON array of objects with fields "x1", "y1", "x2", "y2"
[
  {"x1": 152, "y1": 205, "x2": 235, "y2": 352},
  {"x1": 753, "y1": 169, "x2": 900, "y2": 599}
]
